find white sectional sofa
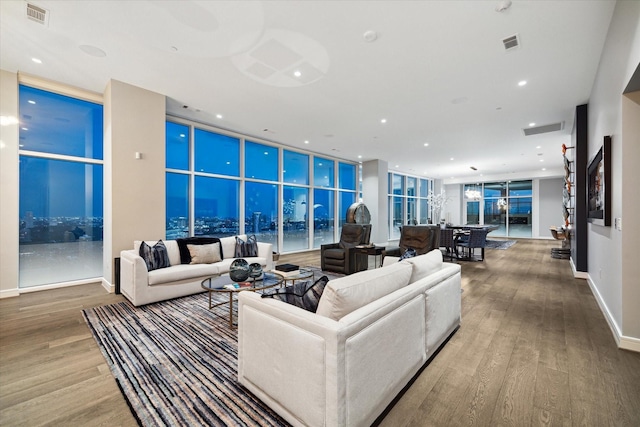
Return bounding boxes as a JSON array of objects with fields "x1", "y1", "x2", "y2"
[
  {"x1": 120, "y1": 235, "x2": 274, "y2": 306},
  {"x1": 237, "y1": 249, "x2": 461, "y2": 427}
]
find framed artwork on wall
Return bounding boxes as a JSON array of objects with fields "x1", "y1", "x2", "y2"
[{"x1": 587, "y1": 135, "x2": 611, "y2": 226}]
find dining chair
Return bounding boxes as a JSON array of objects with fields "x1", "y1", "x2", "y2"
[
  {"x1": 456, "y1": 228, "x2": 489, "y2": 261},
  {"x1": 439, "y1": 228, "x2": 456, "y2": 260}
]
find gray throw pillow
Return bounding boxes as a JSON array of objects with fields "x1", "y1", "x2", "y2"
[
  {"x1": 235, "y1": 235, "x2": 258, "y2": 257},
  {"x1": 262, "y1": 276, "x2": 329, "y2": 313},
  {"x1": 399, "y1": 247, "x2": 417, "y2": 261},
  {"x1": 139, "y1": 240, "x2": 170, "y2": 271}
]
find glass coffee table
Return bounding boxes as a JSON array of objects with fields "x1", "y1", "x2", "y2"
[
  {"x1": 201, "y1": 272, "x2": 283, "y2": 328},
  {"x1": 277, "y1": 267, "x2": 315, "y2": 286}
]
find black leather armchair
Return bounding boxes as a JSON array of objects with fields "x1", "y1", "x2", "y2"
[
  {"x1": 321, "y1": 224, "x2": 372, "y2": 274},
  {"x1": 385, "y1": 225, "x2": 441, "y2": 258}
]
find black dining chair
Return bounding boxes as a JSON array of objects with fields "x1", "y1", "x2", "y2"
[
  {"x1": 439, "y1": 228, "x2": 456, "y2": 260},
  {"x1": 456, "y1": 228, "x2": 489, "y2": 261}
]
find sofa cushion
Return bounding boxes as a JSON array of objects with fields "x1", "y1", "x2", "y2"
[
  {"x1": 315, "y1": 262, "x2": 412, "y2": 321},
  {"x1": 235, "y1": 234, "x2": 258, "y2": 257},
  {"x1": 139, "y1": 240, "x2": 170, "y2": 271},
  {"x1": 188, "y1": 242, "x2": 222, "y2": 264},
  {"x1": 402, "y1": 249, "x2": 443, "y2": 284},
  {"x1": 261, "y1": 275, "x2": 329, "y2": 312},
  {"x1": 220, "y1": 235, "x2": 243, "y2": 260},
  {"x1": 147, "y1": 264, "x2": 220, "y2": 286},
  {"x1": 176, "y1": 237, "x2": 222, "y2": 264}
]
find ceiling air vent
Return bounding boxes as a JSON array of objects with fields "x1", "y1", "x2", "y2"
[
  {"x1": 26, "y1": 3, "x2": 49, "y2": 26},
  {"x1": 502, "y1": 34, "x2": 519, "y2": 51},
  {"x1": 522, "y1": 122, "x2": 565, "y2": 136}
]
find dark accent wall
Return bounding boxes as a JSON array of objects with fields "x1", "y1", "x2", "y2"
[{"x1": 572, "y1": 104, "x2": 588, "y2": 272}]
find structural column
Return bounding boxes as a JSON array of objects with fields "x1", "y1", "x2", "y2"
[{"x1": 362, "y1": 159, "x2": 389, "y2": 245}]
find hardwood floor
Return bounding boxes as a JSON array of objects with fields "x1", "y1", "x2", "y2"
[{"x1": 1, "y1": 240, "x2": 638, "y2": 426}]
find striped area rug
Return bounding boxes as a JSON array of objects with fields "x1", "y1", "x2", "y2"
[{"x1": 83, "y1": 293, "x2": 289, "y2": 426}]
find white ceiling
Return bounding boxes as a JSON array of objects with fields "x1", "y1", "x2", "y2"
[{"x1": 1, "y1": 0, "x2": 617, "y2": 183}]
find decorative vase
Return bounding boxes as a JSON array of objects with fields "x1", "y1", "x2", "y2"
[
  {"x1": 249, "y1": 263, "x2": 263, "y2": 280},
  {"x1": 229, "y1": 258, "x2": 250, "y2": 282}
]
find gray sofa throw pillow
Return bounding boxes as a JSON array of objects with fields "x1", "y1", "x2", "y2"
[
  {"x1": 139, "y1": 240, "x2": 170, "y2": 271},
  {"x1": 262, "y1": 275, "x2": 329, "y2": 313},
  {"x1": 235, "y1": 235, "x2": 258, "y2": 257}
]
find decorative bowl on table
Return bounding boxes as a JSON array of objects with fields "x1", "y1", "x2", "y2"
[
  {"x1": 248, "y1": 263, "x2": 263, "y2": 280},
  {"x1": 229, "y1": 258, "x2": 251, "y2": 282}
]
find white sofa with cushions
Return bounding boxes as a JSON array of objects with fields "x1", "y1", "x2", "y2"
[
  {"x1": 237, "y1": 249, "x2": 461, "y2": 427},
  {"x1": 120, "y1": 235, "x2": 274, "y2": 306}
]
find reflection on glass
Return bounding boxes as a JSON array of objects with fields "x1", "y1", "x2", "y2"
[
  {"x1": 484, "y1": 182, "x2": 507, "y2": 198},
  {"x1": 246, "y1": 141, "x2": 278, "y2": 181},
  {"x1": 194, "y1": 129, "x2": 239, "y2": 176},
  {"x1": 283, "y1": 150, "x2": 309, "y2": 185},
  {"x1": 392, "y1": 174, "x2": 404, "y2": 195},
  {"x1": 339, "y1": 163, "x2": 356, "y2": 190},
  {"x1": 391, "y1": 196, "x2": 403, "y2": 239},
  {"x1": 508, "y1": 180, "x2": 533, "y2": 197},
  {"x1": 508, "y1": 197, "x2": 532, "y2": 237},
  {"x1": 245, "y1": 182, "x2": 279, "y2": 251},
  {"x1": 194, "y1": 176, "x2": 239, "y2": 237},
  {"x1": 313, "y1": 189, "x2": 334, "y2": 248},
  {"x1": 338, "y1": 191, "x2": 356, "y2": 233},
  {"x1": 283, "y1": 186, "x2": 309, "y2": 251},
  {"x1": 484, "y1": 198, "x2": 505, "y2": 236},
  {"x1": 19, "y1": 157, "x2": 104, "y2": 287},
  {"x1": 419, "y1": 199, "x2": 429, "y2": 224},
  {"x1": 466, "y1": 201, "x2": 480, "y2": 225},
  {"x1": 419, "y1": 179, "x2": 429, "y2": 198},
  {"x1": 19, "y1": 85, "x2": 103, "y2": 159},
  {"x1": 166, "y1": 121, "x2": 189, "y2": 170},
  {"x1": 407, "y1": 197, "x2": 416, "y2": 225},
  {"x1": 166, "y1": 172, "x2": 189, "y2": 239},
  {"x1": 407, "y1": 177, "x2": 417, "y2": 197},
  {"x1": 314, "y1": 157, "x2": 334, "y2": 188}
]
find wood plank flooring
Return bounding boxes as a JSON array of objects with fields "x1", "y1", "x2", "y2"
[{"x1": 1, "y1": 239, "x2": 639, "y2": 426}]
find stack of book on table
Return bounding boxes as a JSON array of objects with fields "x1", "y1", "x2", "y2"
[{"x1": 273, "y1": 263, "x2": 300, "y2": 277}]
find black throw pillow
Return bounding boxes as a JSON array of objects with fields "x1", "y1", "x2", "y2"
[
  {"x1": 139, "y1": 240, "x2": 170, "y2": 271},
  {"x1": 262, "y1": 275, "x2": 330, "y2": 313},
  {"x1": 177, "y1": 237, "x2": 222, "y2": 264}
]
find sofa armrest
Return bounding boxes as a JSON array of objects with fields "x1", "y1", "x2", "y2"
[{"x1": 119, "y1": 249, "x2": 149, "y2": 304}]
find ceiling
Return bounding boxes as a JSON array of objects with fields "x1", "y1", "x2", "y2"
[{"x1": 0, "y1": 0, "x2": 617, "y2": 184}]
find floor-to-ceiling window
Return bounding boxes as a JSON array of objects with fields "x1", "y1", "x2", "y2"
[
  {"x1": 462, "y1": 180, "x2": 532, "y2": 237},
  {"x1": 388, "y1": 173, "x2": 433, "y2": 239},
  {"x1": 18, "y1": 85, "x2": 104, "y2": 288},
  {"x1": 165, "y1": 118, "x2": 357, "y2": 253}
]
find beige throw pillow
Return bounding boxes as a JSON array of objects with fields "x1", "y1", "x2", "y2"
[{"x1": 188, "y1": 243, "x2": 222, "y2": 264}]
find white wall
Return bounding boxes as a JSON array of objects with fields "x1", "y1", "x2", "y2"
[
  {"x1": 586, "y1": 0, "x2": 640, "y2": 350},
  {"x1": 362, "y1": 159, "x2": 389, "y2": 245},
  {"x1": 0, "y1": 70, "x2": 19, "y2": 297},
  {"x1": 443, "y1": 183, "x2": 461, "y2": 225},
  {"x1": 103, "y1": 80, "x2": 166, "y2": 288},
  {"x1": 538, "y1": 178, "x2": 564, "y2": 238}
]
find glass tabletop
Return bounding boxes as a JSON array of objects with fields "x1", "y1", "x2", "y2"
[{"x1": 201, "y1": 272, "x2": 283, "y2": 292}]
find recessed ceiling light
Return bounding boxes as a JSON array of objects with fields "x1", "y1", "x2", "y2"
[
  {"x1": 216, "y1": 114, "x2": 223, "y2": 119},
  {"x1": 423, "y1": 143, "x2": 429, "y2": 147},
  {"x1": 31, "y1": 58, "x2": 42, "y2": 64},
  {"x1": 539, "y1": 159, "x2": 544, "y2": 162},
  {"x1": 529, "y1": 122, "x2": 536, "y2": 127},
  {"x1": 363, "y1": 30, "x2": 378, "y2": 42},
  {"x1": 293, "y1": 70, "x2": 302, "y2": 77},
  {"x1": 381, "y1": 119, "x2": 387, "y2": 124},
  {"x1": 450, "y1": 157, "x2": 454, "y2": 161},
  {"x1": 395, "y1": 165, "x2": 399, "y2": 168},
  {"x1": 304, "y1": 140, "x2": 309, "y2": 144},
  {"x1": 357, "y1": 155, "x2": 362, "y2": 159},
  {"x1": 542, "y1": 168, "x2": 546, "y2": 171},
  {"x1": 518, "y1": 80, "x2": 527, "y2": 86},
  {"x1": 536, "y1": 145, "x2": 541, "y2": 149},
  {"x1": 28, "y1": 100, "x2": 36, "y2": 104}
]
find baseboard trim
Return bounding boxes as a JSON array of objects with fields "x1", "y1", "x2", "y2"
[
  {"x1": 0, "y1": 288, "x2": 20, "y2": 299},
  {"x1": 619, "y1": 335, "x2": 640, "y2": 352},
  {"x1": 570, "y1": 258, "x2": 589, "y2": 279},
  {"x1": 586, "y1": 275, "x2": 639, "y2": 353},
  {"x1": 101, "y1": 278, "x2": 115, "y2": 293}
]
